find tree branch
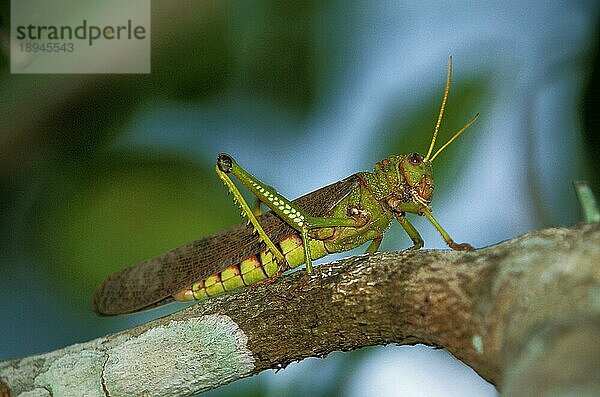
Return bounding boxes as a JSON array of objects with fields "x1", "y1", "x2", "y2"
[{"x1": 1, "y1": 222, "x2": 599, "y2": 397}]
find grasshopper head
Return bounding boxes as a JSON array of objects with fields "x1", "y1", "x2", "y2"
[
  {"x1": 392, "y1": 58, "x2": 478, "y2": 214},
  {"x1": 400, "y1": 153, "x2": 434, "y2": 203}
]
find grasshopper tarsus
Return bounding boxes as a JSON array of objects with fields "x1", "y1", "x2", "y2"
[
  {"x1": 449, "y1": 241, "x2": 475, "y2": 251},
  {"x1": 408, "y1": 242, "x2": 424, "y2": 250}
]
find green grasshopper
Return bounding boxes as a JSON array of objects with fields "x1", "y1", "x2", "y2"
[{"x1": 94, "y1": 58, "x2": 478, "y2": 315}]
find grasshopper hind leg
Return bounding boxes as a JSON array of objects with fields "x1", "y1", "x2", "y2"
[
  {"x1": 215, "y1": 155, "x2": 287, "y2": 271},
  {"x1": 218, "y1": 152, "x2": 362, "y2": 275}
]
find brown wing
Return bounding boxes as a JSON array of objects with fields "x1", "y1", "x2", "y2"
[{"x1": 93, "y1": 174, "x2": 361, "y2": 315}]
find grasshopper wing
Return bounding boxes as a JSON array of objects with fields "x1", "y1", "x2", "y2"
[{"x1": 93, "y1": 174, "x2": 360, "y2": 315}]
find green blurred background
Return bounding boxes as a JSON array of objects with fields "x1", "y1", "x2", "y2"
[{"x1": 1, "y1": 1, "x2": 599, "y2": 396}]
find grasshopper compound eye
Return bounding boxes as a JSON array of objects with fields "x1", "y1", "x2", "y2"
[{"x1": 408, "y1": 153, "x2": 421, "y2": 165}]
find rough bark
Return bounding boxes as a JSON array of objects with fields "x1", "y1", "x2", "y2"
[{"x1": 1, "y1": 222, "x2": 599, "y2": 397}]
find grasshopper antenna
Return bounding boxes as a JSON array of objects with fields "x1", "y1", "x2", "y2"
[
  {"x1": 430, "y1": 113, "x2": 479, "y2": 162},
  {"x1": 424, "y1": 56, "x2": 452, "y2": 163}
]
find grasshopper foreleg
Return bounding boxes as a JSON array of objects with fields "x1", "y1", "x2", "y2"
[{"x1": 422, "y1": 210, "x2": 474, "y2": 251}]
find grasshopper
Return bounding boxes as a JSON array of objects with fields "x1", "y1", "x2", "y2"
[{"x1": 94, "y1": 58, "x2": 478, "y2": 315}]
